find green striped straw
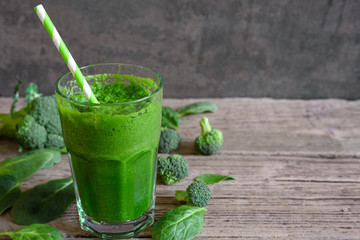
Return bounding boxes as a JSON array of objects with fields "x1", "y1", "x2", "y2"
[{"x1": 34, "y1": 4, "x2": 99, "y2": 103}]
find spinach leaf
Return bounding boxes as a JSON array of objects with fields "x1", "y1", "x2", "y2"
[
  {"x1": 162, "y1": 107, "x2": 181, "y2": 129},
  {"x1": 11, "y1": 177, "x2": 75, "y2": 225},
  {"x1": 0, "y1": 224, "x2": 63, "y2": 240},
  {"x1": 0, "y1": 149, "x2": 61, "y2": 216},
  {"x1": 162, "y1": 102, "x2": 218, "y2": 129},
  {"x1": 0, "y1": 149, "x2": 61, "y2": 181},
  {"x1": 195, "y1": 174, "x2": 236, "y2": 184},
  {"x1": 0, "y1": 175, "x2": 21, "y2": 214},
  {"x1": 177, "y1": 102, "x2": 218, "y2": 116},
  {"x1": 152, "y1": 205, "x2": 207, "y2": 240},
  {"x1": 52, "y1": 146, "x2": 68, "y2": 154}
]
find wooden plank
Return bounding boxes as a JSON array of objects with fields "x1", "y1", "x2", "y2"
[
  {"x1": 165, "y1": 98, "x2": 360, "y2": 156},
  {"x1": 1, "y1": 154, "x2": 360, "y2": 239},
  {"x1": 1, "y1": 98, "x2": 360, "y2": 156}
]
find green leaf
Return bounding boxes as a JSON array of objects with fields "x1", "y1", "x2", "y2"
[
  {"x1": 0, "y1": 224, "x2": 63, "y2": 240},
  {"x1": 54, "y1": 146, "x2": 67, "y2": 154},
  {"x1": 175, "y1": 190, "x2": 189, "y2": 202},
  {"x1": 195, "y1": 174, "x2": 236, "y2": 184},
  {"x1": 44, "y1": 146, "x2": 68, "y2": 154},
  {"x1": 25, "y1": 83, "x2": 41, "y2": 103},
  {"x1": 0, "y1": 149, "x2": 61, "y2": 216},
  {"x1": 0, "y1": 175, "x2": 21, "y2": 215},
  {"x1": 0, "y1": 149, "x2": 61, "y2": 181},
  {"x1": 177, "y1": 102, "x2": 218, "y2": 116},
  {"x1": 10, "y1": 79, "x2": 22, "y2": 116},
  {"x1": 11, "y1": 177, "x2": 75, "y2": 225},
  {"x1": 152, "y1": 205, "x2": 207, "y2": 240},
  {"x1": 162, "y1": 107, "x2": 181, "y2": 129}
]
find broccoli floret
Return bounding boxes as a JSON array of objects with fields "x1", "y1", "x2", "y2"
[
  {"x1": 46, "y1": 134, "x2": 65, "y2": 149},
  {"x1": 195, "y1": 117, "x2": 223, "y2": 155},
  {"x1": 158, "y1": 128, "x2": 182, "y2": 153},
  {"x1": 16, "y1": 115, "x2": 47, "y2": 149},
  {"x1": 157, "y1": 154, "x2": 189, "y2": 185},
  {"x1": 176, "y1": 179, "x2": 212, "y2": 207},
  {"x1": 187, "y1": 180, "x2": 211, "y2": 207},
  {"x1": 0, "y1": 83, "x2": 64, "y2": 150}
]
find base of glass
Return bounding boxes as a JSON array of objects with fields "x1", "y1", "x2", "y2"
[{"x1": 78, "y1": 204, "x2": 154, "y2": 239}]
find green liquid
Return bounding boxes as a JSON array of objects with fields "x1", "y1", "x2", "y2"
[{"x1": 57, "y1": 74, "x2": 162, "y2": 222}]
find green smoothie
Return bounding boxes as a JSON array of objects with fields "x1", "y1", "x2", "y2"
[{"x1": 56, "y1": 73, "x2": 162, "y2": 223}]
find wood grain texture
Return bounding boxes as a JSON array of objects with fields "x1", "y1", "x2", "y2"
[{"x1": 1, "y1": 98, "x2": 360, "y2": 239}]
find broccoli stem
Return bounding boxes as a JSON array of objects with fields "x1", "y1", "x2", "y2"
[
  {"x1": 175, "y1": 190, "x2": 189, "y2": 202},
  {"x1": 200, "y1": 117, "x2": 212, "y2": 136},
  {"x1": 0, "y1": 108, "x2": 27, "y2": 138},
  {"x1": 0, "y1": 113, "x2": 17, "y2": 138}
]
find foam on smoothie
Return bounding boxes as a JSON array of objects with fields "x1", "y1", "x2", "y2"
[{"x1": 63, "y1": 73, "x2": 157, "y2": 104}]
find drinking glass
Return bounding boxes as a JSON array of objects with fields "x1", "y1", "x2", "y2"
[{"x1": 55, "y1": 63, "x2": 163, "y2": 239}]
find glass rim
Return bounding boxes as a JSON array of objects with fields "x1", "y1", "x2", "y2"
[{"x1": 55, "y1": 62, "x2": 163, "y2": 106}]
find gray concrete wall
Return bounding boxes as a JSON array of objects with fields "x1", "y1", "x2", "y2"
[{"x1": 0, "y1": 0, "x2": 359, "y2": 99}]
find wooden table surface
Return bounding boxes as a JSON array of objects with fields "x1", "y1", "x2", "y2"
[{"x1": 1, "y1": 97, "x2": 360, "y2": 239}]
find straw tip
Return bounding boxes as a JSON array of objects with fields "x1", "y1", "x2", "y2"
[{"x1": 34, "y1": 4, "x2": 43, "y2": 12}]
